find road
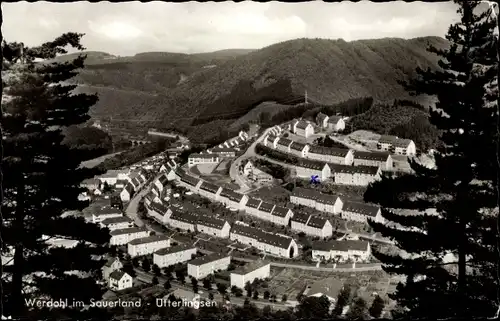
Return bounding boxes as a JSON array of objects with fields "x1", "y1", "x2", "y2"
[{"x1": 125, "y1": 173, "x2": 165, "y2": 230}]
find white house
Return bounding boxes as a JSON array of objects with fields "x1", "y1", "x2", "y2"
[
  {"x1": 276, "y1": 138, "x2": 293, "y2": 154},
  {"x1": 187, "y1": 253, "x2": 231, "y2": 280},
  {"x1": 108, "y1": 271, "x2": 133, "y2": 291},
  {"x1": 327, "y1": 116, "x2": 345, "y2": 132},
  {"x1": 196, "y1": 216, "x2": 231, "y2": 238},
  {"x1": 97, "y1": 169, "x2": 130, "y2": 186},
  {"x1": 331, "y1": 164, "x2": 382, "y2": 186},
  {"x1": 198, "y1": 181, "x2": 222, "y2": 201},
  {"x1": 127, "y1": 234, "x2": 171, "y2": 257},
  {"x1": 291, "y1": 214, "x2": 332, "y2": 238},
  {"x1": 209, "y1": 147, "x2": 236, "y2": 158},
  {"x1": 167, "y1": 210, "x2": 198, "y2": 232},
  {"x1": 219, "y1": 188, "x2": 249, "y2": 210},
  {"x1": 120, "y1": 183, "x2": 135, "y2": 202},
  {"x1": 102, "y1": 257, "x2": 123, "y2": 280},
  {"x1": 188, "y1": 153, "x2": 220, "y2": 167},
  {"x1": 341, "y1": 201, "x2": 384, "y2": 224},
  {"x1": 264, "y1": 135, "x2": 280, "y2": 148},
  {"x1": 353, "y1": 151, "x2": 393, "y2": 171},
  {"x1": 377, "y1": 135, "x2": 416, "y2": 156},
  {"x1": 289, "y1": 142, "x2": 310, "y2": 158},
  {"x1": 312, "y1": 240, "x2": 371, "y2": 263},
  {"x1": 269, "y1": 206, "x2": 294, "y2": 226},
  {"x1": 147, "y1": 202, "x2": 172, "y2": 225},
  {"x1": 154, "y1": 174, "x2": 170, "y2": 193},
  {"x1": 316, "y1": 112, "x2": 329, "y2": 128},
  {"x1": 244, "y1": 197, "x2": 263, "y2": 218},
  {"x1": 307, "y1": 146, "x2": 354, "y2": 165},
  {"x1": 295, "y1": 160, "x2": 331, "y2": 181},
  {"x1": 100, "y1": 216, "x2": 134, "y2": 231},
  {"x1": 294, "y1": 120, "x2": 314, "y2": 138},
  {"x1": 230, "y1": 260, "x2": 271, "y2": 289},
  {"x1": 243, "y1": 160, "x2": 254, "y2": 176},
  {"x1": 109, "y1": 227, "x2": 150, "y2": 246},
  {"x1": 92, "y1": 207, "x2": 123, "y2": 224},
  {"x1": 160, "y1": 160, "x2": 178, "y2": 173},
  {"x1": 154, "y1": 245, "x2": 197, "y2": 268}
]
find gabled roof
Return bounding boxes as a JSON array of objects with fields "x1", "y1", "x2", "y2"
[
  {"x1": 155, "y1": 244, "x2": 196, "y2": 256},
  {"x1": 189, "y1": 153, "x2": 219, "y2": 159},
  {"x1": 170, "y1": 210, "x2": 199, "y2": 225},
  {"x1": 290, "y1": 142, "x2": 307, "y2": 152},
  {"x1": 231, "y1": 260, "x2": 270, "y2": 276},
  {"x1": 220, "y1": 188, "x2": 245, "y2": 202},
  {"x1": 157, "y1": 174, "x2": 169, "y2": 185},
  {"x1": 331, "y1": 240, "x2": 370, "y2": 252},
  {"x1": 109, "y1": 270, "x2": 129, "y2": 281},
  {"x1": 131, "y1": 177, "x2": 141, "y2": 188},
  {"x1": 149, "y1": 202, "x2": 170, "y2": 215},
  {"x1": 378, "y1": 135, "x2": 413, "y2": 148},
  {"x1": 81, "y1": 178, "x2": 100, "y2": 186},
  {"x1": 327, "y1": 115, "x2": 343, "y2": 124},
  {"x1": 330, "y1": 164, "x2": 380, "y2": 175},
  {"x1": 354, "y1": 151, "x2": 391, "y2": 162},
  {"x1": 291, "y1": 212, "x2": 310, "y2": 224},
  {"x1": 307, "y1": 216, "x2": 329, "y2": 229},
  {"x1": 266, "y1": 135, "x2": 278, "y2": 142},
  {"x1": 211, "y1": 147, "x2": 236, "y2": 153},
  {"x1": 316, "y1": 112, "x2": 328, "y2": 122},
  {"x1": 110, "y1": 227, "x2": 149, "y2": 236},
  {"x1": 231, "y1": 224, "x2": 295, "y2": 249},
  {"x1": 246, "y1": 198, "x2": 262, "y2": 209},
  {"x1": 296, "y1": 120, "x2": 311, "y2": 130},
  {"x1": 180, "y1": 175, "x2": 201, "y2": 187},
  {"x1": 296, "y1": 159, "x2": 328, "y2": 171},
  {"x1": 272, "y1": 206, "x2": 291, "y2": 218},
  {"x1": 277, "y1": 138, "x2": 293, "y2": 147},
  {"x1": 342, "y1": 201, "x2": 380, "y2": 217},
  {"x1": 197, "y1": 215, "x2": 229, "y2": 230},
  {"x1": 104, "y1": 257, "x2": 120, "y2": 268},
  {"x1": 309, "y1": 146, "x2": 350, "y2": 157},
  {"x1": 188, "y1": 253, "x2": 229, "y2": 266},
  {"x1": 101, "y1": 216, "x2": 132, "y2": 225},
  {"x1": 95, "y1": 207, "x2": 122, "y2": 217},
  {"x1": 128, "y1": 234, "x2": 170, "y2": 246},
  {"x1": 259, "y1": 202, "x2": 275, "y2": 213},
  {"x1": 199, "y1": 181, "x2": 221, "y2": 194}
]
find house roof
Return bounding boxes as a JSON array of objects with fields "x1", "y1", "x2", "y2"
[
  {"x1": 197, "y1": 215, "x2": 228, "y2": 230},
  {"x1": 158, "y1": 174, "x2": 169, "y2": 185},
  {"x1": 231, "y1": 260, "x2": 270, "y2": 276},
  {"x1": 231, "y1": 224, "x2": 295, "y2": 249},
  {"x1": 180, "y1": 175, "x2": 201, "y2": 187},
  {"x1": 155, "y1": 244, "x2": 196, "y2": 256},
  {"x1": 327, "y1": 116, "x2": 343, "y2": 124},
  {"x1": 307, "y1": 216, "x2": 329, "y2": 229},
  {"x1": 316, "y1": 112, "x2": 328, "y2": 122},
  {"x1": 330, "y1": 164, "x2": 380, "y2": 175},
  {"x1": 128, "y1": 234, "x2": 170, "y2": 246},
  {"x1": 110, "y1": 227, "x2": 149, "y2": 236},
  {"x1": 354, "y1": 151, "x2": 390, "y2": 162},
  {"x1": 149, "y1": 202, "x2": 170, "y2": 215},
  {"x1": 101, "y1": 216, "x2": 132, "y2": 225},
  {"x1": 378, "y1": 135, "x2": 413, "y2": 148},
  {"x1": 123, "y1": 183, "x2": 135, "y2": 195},
  {"x1": 342, "y1": 201, "x2": 380, "y2": 217},
  {"x1": 277, "y1": 138, "x2": 293, "y2": 147},
  {"x1": 309, "y1": 146, "x2": 350, "y2": 157},
  {"x1": 296, "y1": 159, "x2": 328, "y2": 171},
  {"x1": 331, "y1": 240, "x2": 370, "y2": 252},
  {"x1": 267, "y1": 135, "x2": 278, "y2": 142},
  {"x1": 199, "y1": 181, "x2": 221, "y2": 194},
  {"x1": 220, "y1": 188, "x2": 245, "y2": 202},
  {"x1": 272, "y1": 206, "x2": 291, "y2": 218},
  {"x1": 95, "y1": 207, "x2": 122, "y2": 217},
  {"x1": 188, "y1": 253, "x2": 229, "y2": 266},
  {"x1": 104, "y1": 257, "x2": 120, "y2": 268},
  {"x1": 291, "y1": 212, "x2": 311, "y2": 224},
  {"x1": 296, "y1": 120, "x2": 311, "y2": 130},
  {"x1": 259, "y1": 202, "x2": 275, "y2": 213},
  {"x1": 109, "y1": 270, "x2": 129, "y2": 281},
  {"x1": 170, "y1": 210, "x2": 199, "y2": 225},
  {"x1": 189, "y1": 153, "x2": 218, "y2": 159},
  {"x1": 116, "y1": 179, "x2": 129, "y2": 186},
  {"x1": 246, "y1": 197, "x2": 262, "y2": 209},
  {"x1": 290, "y1": 142, "x2": 307, "y2": 152},
  {"x1": 131, "y1": 177, "x2": 141, "y2": 188},
  {"x1": 211, "y1": 147, "x2": 236, "y2": 153}
]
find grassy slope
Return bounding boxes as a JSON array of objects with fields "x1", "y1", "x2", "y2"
[{"x1": 66, "y1": 37, "x2": 448, "y2": 140}]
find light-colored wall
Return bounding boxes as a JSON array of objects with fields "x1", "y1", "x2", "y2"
[
  {"x1": 230, "y1": 264, "x2": 271, "y2": 289},
  {"x1": 128, "y1": 239, "x2": 171, "y2": 257},
  {"x1": 188, "y1": 256, "x2": 231, "y2": 280},
  {"x1": 153, "y1": 248, "x2": 197, "y2": 268}
]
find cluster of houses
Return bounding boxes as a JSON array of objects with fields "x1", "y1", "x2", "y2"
[
  {"x1": 311, "y1": 239, "x2": 371, "y2": 263},
  {"x1": 242, "y1": 161, "x2": 273, "y2": 183}
]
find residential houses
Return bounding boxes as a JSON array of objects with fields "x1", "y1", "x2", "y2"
[
  {"x1": 120, "y1": 183, "x2": 135, "y2": 202},
  {"x1": 154, "y1": 245, "x2": 197, "y2": 268},
  {"x1": 187, "y1": 253, "x2": 231, "y2": 280},
  {"x1": 295, "y1": 160, "x2": 331, "y2": 181},
  {"x1": 92, "y1": 207, "x2": 123, "y2": 224},
  {"x1": 178, "y1": 174, "x2": 202, "y2": 191},
  {"x1": 312, "y1": 240, "x2": 371, "y2": 263},
  {"x1": 353, "y1": 151, "x2": 393, "y2": 170},
  {"x1": 243, "y1": 161, "x2": 254, "y2": 176},
  {"x1": 377, "y1": 135, "x2": 417, "y2": 156},
  {"x1": 167, "y1": 210, "x2": 198, "y2": 232},
  {"x1": 146, "y1": 201, "x2": 172, "y2": 225},
  {"x1": 197, "y1": 215, "x2": 231, "y2": 238},
  {"x1": 230, "y1": 224, "x2": 299, "y2": 258},
  {"x1": 188, "y1": 153, "x2": 220, "y2": 167},
  {"x1": 109, "y1": 227, "x2": 150, "y2": 246},
  {"x1": 264, "y1": 135, "x2": 279, "y2": 148},
  {"x1": 230, "y1": 260, "x2": 271, "y2": 289},
  {"x1": 100, "y1": 216, "x2": 135, "y2": 231},
  {"x1": 331, "y1": 164, "x2": 381, "y2": 186},
  {"x1": 294, "y1": 120, "x2": 314, "y2": 138},
  {"x1": 102, "y1": 257, "x2": 123, "y2": 280},
  {"x1": 290, "y1": 187, "x2": 343, "y2": 215},
  {"x1": 316, "y1": 112, "x2": 329, "y2": 128},
  {"x1": 341, "y1": 201, "x2": 384, "y2": 224},
  {"x1": 289, "y1": 142, "x2": 310, "y2": 158},
  {"x1": 198, "y1": 181, "x2": 222, "y2": 201},
  {"x1": 98, "y1": 169, "x2": 130, "y2": 186},
  {"x1": 269, "y1": 206, "x2": 294, "y2": 226},
  {"x1": 219, "y1": 188, "x2": 249, "y2": 210},
  {"x1": 209, "y1": 147, "x2": 236, "y2": 158},
  {"x1": 276, "y1": 138, "x2": 293, "y2": 154},
  {"x1": 290, "y1": 214, "x2": 333, "y2": 238},
  {"x1": 81, "y1": 178, "x2": 100, "y2": 191},
  {"x1": 327, "y1": 116, "x2": 345, "y2": 132},
  {"x1": 109, "y1": 271, "x2": 133, "y2": 291},
  {"x1": 128, "y1": 234, "x2": 171, "y2": 257},
  {"x1": 160, "y1": 160, "x2": 178, "y2": 173},
  {"x1": 307, "y1": 146, "x2": 354, "y2": 165}
]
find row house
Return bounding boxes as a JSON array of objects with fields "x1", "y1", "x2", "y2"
[
  {"x1": 167, "y1": 210, "x2": 198, "y2": 232},
  {"x1": 196, "y1": 215, "x2": 231, "y2": 238},
  {"x1": 268, "y1": 125, "x2": 282, "y2": 136},
  {"x1": 153, "y1": 245, "x2": 197, "y2": 268},
  {"x1": 102, "y1": 257, "x2": 123, "y2": 280},
  {"x1": 290, "y1": 213, "x2": 333, "y2": 238},
  {"x1": 270, "y1": 206, "x2": 294, "y2": 226},
  {"x1": 188, "y1": 153, "x2": 220, "y2": 167},
  {"x1": 264, "y1": 135, "x2": 280, "y2": 148},
  {"x1": 187, "y1": 253, "x2": 231, "y2": 280},
  {"x1": 295, "y1": 160, "x2": 331, "y2": 181},
  {"x1": 327, "y1": 116, "x2": 345, "y2": 132},
  {"x1": 341, "y1": 201, "x2": 384, "y2": 224},
  {"x1": 109, "y1": 227, "x2": 150, "y2": 246},
  {"x1": 239, "y1": 130, "x2": 249, "y2": 141},
  {"x1": 80, "y1": 178, "x2": 100, "y2": 191},
  {"x1": 100, "y1": 216, "x2": 134, "y2": 231},
  {"x1": 198, "y1": 181, "x2": 222, "y2": 201},
  {"x1": 128, "y1": 234, "x2": 171, "y2": 257},
  {"x1": 130, "y1": 176, "x2": 142, "y2": 190},
  {"x1": 144, "y1": 191, "x2": 161, "y2": 206},
  {"x1": 307, "y1": 146, "x2": 354, "y2": 165},
  {"x1": 115, "y1": 179, "x2": 128, "y2": 189},
  {"x1": 178, "y1": 174, "x2": 202, "y2": 191},
  {"x1": 377, "y1": 135, "x2": 417, "y2": 156},
  {"x1": 353, "y1": 151, "x2": 393, "y2": 170},
  {"x1": 243, "y1": 160, "x2": 254, "y2": 176},
  {"x1": 244, "y1": 197, "x2": 264, "y2": 218},
  {"x1": 97, "y1": 169, "x2": 130, "y2": 186},
  {"x1": 293, "y1": 120, "x2": 315, "y2": 138},
  {"x1": 230, "y1": 260, "x2": 271, "y2": 289},
  {"x1": 159, "y1": 160, "x2": 178, "y2": 173},
  {"x1": 290, "y1": 187, "x2": 343, "y2": 215},
  {"x1": 120, "y1": 183, "x2": 135, "y2": 202},
  {"x1": 147, "y1": 202, "x2": 172, "y2": 225},
  {"x1": 230, "y1": 224, "x2": 299, "y2": 258},
  {"x1": 92, "y1": 207, "x2": 123, "y2": 224},
  {"x1": 289, "y1": 142, "x2": 310, "y2": 158},
  {"x1": 331, "y1": 164, "x2": 381, "y2": 186},
  {"x1": 154, "y1": 174, "x2": 170, "y2": 194},
  {"x1": 276, "y1": 138, "x2": 293, "y2": 153},
  {"x1": 316, "y1": 112, "x2": 329, "y2": 128},
  {"x1": 208, "y1": 147, "x2": 236, "y2": 158},
  {"x1": 312, "y1": 240, "x2": 371, "y2": 262},
  {"x1": 219, "y1": 188, "x2": 249, "y2": 210}
]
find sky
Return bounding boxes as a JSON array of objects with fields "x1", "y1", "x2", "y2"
[{"x1": 2, "y1": 1, "x2": 461, "y2": 56}]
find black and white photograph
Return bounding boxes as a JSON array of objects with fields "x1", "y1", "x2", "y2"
[{"x1": 1, "y1": 0, "x2": 499, "y2": 320}]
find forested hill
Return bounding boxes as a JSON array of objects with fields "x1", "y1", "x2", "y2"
[{"x1": 68, "y1": 36, "x2": 448, "y2": 139}]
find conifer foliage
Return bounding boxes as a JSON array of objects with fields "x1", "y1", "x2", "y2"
[
  {"x1": 364, "y1": 1, "x2": 499, "y2": 319},
  {"x1": 2, "y1": 34, "x2": 111, "y2": 317}
]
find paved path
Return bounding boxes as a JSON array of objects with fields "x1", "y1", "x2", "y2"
[{"x1": 125, "y1": 173, "x2": 165, "y2": 230}]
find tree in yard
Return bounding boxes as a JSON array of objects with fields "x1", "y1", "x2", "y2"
[
  {"x1": 141, "y1": 258, "x2": 151, "y2": 272},
  {"x1": 264, "y1": 290, "x2": 270, "y2": 300},
  {"x1": 208, "y1": 293, "x2": 214, "y2": 301},
  {"x1": 132, "y1": 257, "x2": 140, "y2": 267},
  {"x1": 368, "y1": 295, "x2": 385, "y2": 319},
  {"x1": 346, "y1": 297, "x2": 368, "y2": 320},
  {"x1": 152, "y1": 276, "x2": 159, "y2": 286},
  {"x1": 244, "y1": 281, "x2": 252, "y2": 297},
  {"x1": 1, "y1": 34, "x2": 112, "y2": 318},
  {"x1": 191, "y1": 277, "x2": 199, "y2": 293},
  {"x1": 152, "y1": 264, "x2": 161, "y2": 276},
  {"x1": 164, "y1": 280, "x2": 171, "y2": 291},
  {"x1": 364, "y1": 1, "x2": 499, "y2": 319},
  {"x1": 122, "y1": 262, "x2": 136, "y2": 278},
  {"x1": 270, "y1": 294, "x2": 277, "y2": 302},
  {"x1": 217, "y1": 283, "x2": 227, "y2": 295},
  {"x1": 203, "y1": 277, "x2": 212, "y2": 290},
  {"x1": 295, "y1": 295, "x2": 331, "y2": 320},
  {"x1": 175, "y1": 270, "x2": 185, "y2": 284},
  {"x1": 252, "y1": 290, "x2": 259, "y2": 300},
  {"x1": 333, "y1": 284, "x2": 352, "y2": 316},
  {"x1": 282, "y1": 294, "x2": 288, "y2": 302}
]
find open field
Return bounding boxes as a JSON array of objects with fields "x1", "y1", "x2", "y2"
[
  {"x1": 214, "y1": 159, "x2": 231, "y2": 174},
  {"x1": 197, "y1": 163, "x2": 219, "y2": 174},
  {"x1": 201, "y1": 174, "x2": 240, "y2": 190}
]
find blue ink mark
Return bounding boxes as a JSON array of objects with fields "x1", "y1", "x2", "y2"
[{"x1": 310, "y1": 175, "x2": 320, "y2": 185}]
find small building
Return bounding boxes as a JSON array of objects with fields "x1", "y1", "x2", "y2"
[
  {"x1": 331, "y1": 164, "x2": 382, "y2": 186},
  {"x1": 102, "y1": 257, "x2": 123, "y2": 280},
  {"x1": 188, "y1": 153, "x2": 220, "y2": 167},
  {"x1": 109, "y1": 271, "x2": 133, "y2": 291},
  {"x1": 294, "y1": 120, "x2": 315, "y2": 138},
  {"x1": 264, "y1": 135, "x2": 280, "y2": 148},
  {"x1": 306, "y1": 278, "x2": 345, "y2": 303},
  {"x1": 341, "y1": 201, "x2": 384, "y2": 224},
  {"x1": 187, "y1": 253, "x2": 231, "y2": 280},
  {"x1": 100, "y1": 216, "x2": 134, "y2": 231},
  {"x1": 219, "y1": 188, "x2": 249, "y2": 210},
  {"x1": 109, "y1": 227, "x2": 150, "y2": 246},
  {"x1": 167, "y1": 210, "x2": 198, "y2": 232},
  {"x1": 209, "y1": 147, "x2": 236, "y2": 158},
  {"x1": 92, "y1": 207, "x2": 123, "y2": 224},
  {"x1": 147, "y1": 202, "x2": 172, "y2": 225},
  {"x1": 316, "y1": 112, "x2": 329, "y2": 128},
  {"x1": 197, "y1": 215, "x2": 231, "y2": 238},
  {"x1": 295, "y1": 160, "x2": 331, "y2": 181},
  {"x1": 276, "y1": 138, "x2": 293, "y2": 154},
  {"x1": 291, "y1": 214, "x2": 332, "y2": 238},
  {"x1": 128, "y1": 234, "x2": 171, "y2": 257},
  {"x1": 178, "y1": 174, "x2": 202, "y2": 191},
  {"x1": 120, "y1": 183, "x2": 135, "y2": 202},
  {"x1": 290, "y1": 187, "x2": 344, "y2": 215},
  {"x1": 307, "y1": 146, "x2": 354, "y2": 165},
  {"x1": 270, "y1": 206, "x2": 294, "y2": 226},
  {"x1": 312, "y1": 240, "x2": 371, "y2": 263},
  {"x1": 353, "y1": 151, "x2": 393, "y2": 171},
  {"x1": 327, "y1": 116, "x2": 345, "y2": 132},
  {"x1": 289, "y1": 142, "x2": 310, "y2": 158},
  {"x1": 154, "y1": 245, "x2": 197, "y2": 268},
  {"x1": 243, "y1": 160, "x2": 254, "y2": 176},
  {"x1": 377, "y1": 135, "x2": 416, "y2": 156},
  {"x1": 154, "y1": 174, "x2": 170, "y2": 194},
  {"x1": 230, "y1": 260, "x2": 271, "y2": 289},
  {"x1": 160, "y1": 160, "x2": 178, "y2": 173},
  {"x1": 198, "y1": 181, "x2": 222, "y2": 201},
  {"x1": 244, "y1": 197, "x2": 263, "y2": 218}
]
